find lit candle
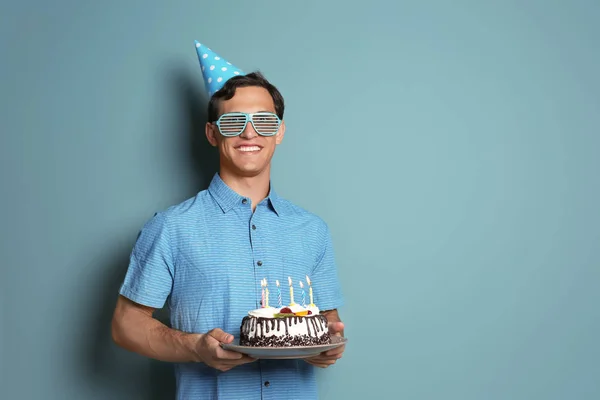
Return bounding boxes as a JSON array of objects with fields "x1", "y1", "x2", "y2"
[
  {"x1": 265, "y1": 278, "x2": 269, "y2": 308},
  {"x1": 306, "y1": 275, "x2": 314, "y2": 306},
  {"x1": 288, "y1": 276, "x2": 295, "y2": 305},
  {"x1": 276, "y1": 280, "x2": 282, "y2": 308},
  {"x1": 261, "y1": 279, "x2": 265, "y2": 308},
  {"x1": 299, "y1": 281, "x2": 306, "y2": 307}
]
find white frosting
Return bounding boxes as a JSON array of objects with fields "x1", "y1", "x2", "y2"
[
  {"x1": 248, "y1": 307, "x2": 278, "y2": 318},
  {"x1": 247, "y1": 304, "x2": 320, "y2": 318},
  {"x1": 306, "y1": 304, "x2": 320, "y2": 315}
]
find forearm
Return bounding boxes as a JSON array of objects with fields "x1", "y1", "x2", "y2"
[{"x1": 112, "y1": 296, "x2": 200, "y2": 363}]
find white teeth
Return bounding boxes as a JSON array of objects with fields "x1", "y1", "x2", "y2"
[{"x1": 238, "y1": 146, "x2": 260, "y2": 152}]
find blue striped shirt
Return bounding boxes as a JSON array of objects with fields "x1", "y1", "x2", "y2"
[{"x1": 119, "y1": 173, "x2": 344, "y2": 399}]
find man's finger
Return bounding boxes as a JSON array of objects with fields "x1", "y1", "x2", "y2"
[
  {"x1": 231, "y1": 355, "x2": 257, "y2": 364},
  {"x1": 305, "y1": 352, "x2": 342, "y2": 363},
  {"x1": 214, "y1": 346, "x2": 245, "y2": 360},
  {"x1": 328, "y1": 322, "x2": 344, "y2": 335},
  {"x1": 212, "y1": 356, "x2": 257, "y2": 372},
  {"x1": 207, "y1": 328, "x2": 234, "y2": 343},
  {"x1": 305, "y1": 359, "x2": 336, "y2": 368},
  {"x1": 324, "y1": 345, "x2": 345, "y2": 357},
  {"x1": 221, "y1": 355, "x2": 257, "y2": 366}
]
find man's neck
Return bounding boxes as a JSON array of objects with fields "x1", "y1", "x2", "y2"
[{"x1": 219, "y1": 167, "x2": 271, "y2": 212}]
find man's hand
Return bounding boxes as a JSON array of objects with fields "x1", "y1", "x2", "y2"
[
  {"x1": 112, "y1": 296, "x2": 255, "y2": 370},
  {"x1": 195, "y1": 328, "x2": 256, "y2": 372},
  {"x1": 305, "y1": 318, "x2": 345, "y2": 368}
]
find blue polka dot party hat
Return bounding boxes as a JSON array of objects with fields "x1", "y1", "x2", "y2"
[{"x1": 194, "y1": 40, "x2": 244, "y2": 97}]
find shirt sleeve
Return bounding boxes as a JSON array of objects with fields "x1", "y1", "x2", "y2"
[
  {"x1": 119, "y1": 212, "x2": 174, "y2": 309},
  {"x1": 311, "y1": 220, "x2": 344, "y2": 311}
]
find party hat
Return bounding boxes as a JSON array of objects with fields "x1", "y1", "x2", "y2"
[{"x1": 194, "y1": 41, "x2": 244, "y2": 97}]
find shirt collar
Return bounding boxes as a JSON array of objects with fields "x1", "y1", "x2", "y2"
[{"x1": 207, "y1": 173, "x2": 283, "y2": 216}]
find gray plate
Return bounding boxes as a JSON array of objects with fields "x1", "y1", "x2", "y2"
[{"x1": 221, "y1": 336, "x2": 348, "y2": 359}]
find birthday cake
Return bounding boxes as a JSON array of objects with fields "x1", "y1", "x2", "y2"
[
  {"x1": 239, "y1": 278, "x2": 330, "y2": 347},
  {"x1": 239, "y1": 304, "x2": 330, "y2": 347}
]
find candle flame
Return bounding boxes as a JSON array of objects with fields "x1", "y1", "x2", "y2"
[
  {"x1": 276, "y1": 280, "x2": 280, "y2": 287},
  {"x1": 306, "y1": 275, "x2": 311, "y2": 285},
  {"x1": 288, "y1": 276, "x2": 292, "y2": 286},
  {"x1": 264, "y1": 278, "x2": 268, "y2": 286},
  {"x1": 299, "y1": 281, "x2": 304, "y2": 288}
]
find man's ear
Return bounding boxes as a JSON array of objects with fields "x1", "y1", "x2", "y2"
[
  {"x1": 205, "y1": 122, "x2": 219, "y2": 147},
  {"x1": 275, "y1": 120, "x2": 286, "y2": 145}
]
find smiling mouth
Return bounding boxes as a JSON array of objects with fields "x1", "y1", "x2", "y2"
[{"x1": 237, "y1": 145, "x2": 261, "y2": 152}]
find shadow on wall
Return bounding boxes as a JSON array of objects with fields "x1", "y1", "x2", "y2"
[{"x1": 80, "y1": 64, "x2": 218, "y2": 399}]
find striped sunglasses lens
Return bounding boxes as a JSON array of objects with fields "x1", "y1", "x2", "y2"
[{"x1": 216, "y1": 112, "x2": 281, "y2": 136}]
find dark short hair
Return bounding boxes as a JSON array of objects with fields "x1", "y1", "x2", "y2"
[{"x1": 207, "y1": 71, "x2": 285, "y2": 122}]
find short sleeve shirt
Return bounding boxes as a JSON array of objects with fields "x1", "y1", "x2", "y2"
[{"x1": 119, "y1": 173, "x2": 344, "y2": 400}]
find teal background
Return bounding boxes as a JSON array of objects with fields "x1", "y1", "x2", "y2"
[{"x1": 2, "y1": 1, "x2": 599, "y2": 399}]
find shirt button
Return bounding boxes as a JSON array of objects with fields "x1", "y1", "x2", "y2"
[
  {"x1": 264, "y1": 381, "x2": 270, "y2": 387},
  {"x1": 257, "y1": 261, "x2": 263, "y2": 266},
  {"x1": 252, "y1": 224, "x2": 256, "y2": 230},
  {"x1": 242, "y1": 199, "x2": 248, "y2": 204}
]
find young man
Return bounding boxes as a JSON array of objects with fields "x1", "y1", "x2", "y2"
[{"x1": 111, "y1": 42, "x2": 345, "y2": 399}]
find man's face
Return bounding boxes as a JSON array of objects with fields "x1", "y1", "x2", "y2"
[{"x1": 206, "y1": 86, "x2": 285, "y2": 178}]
